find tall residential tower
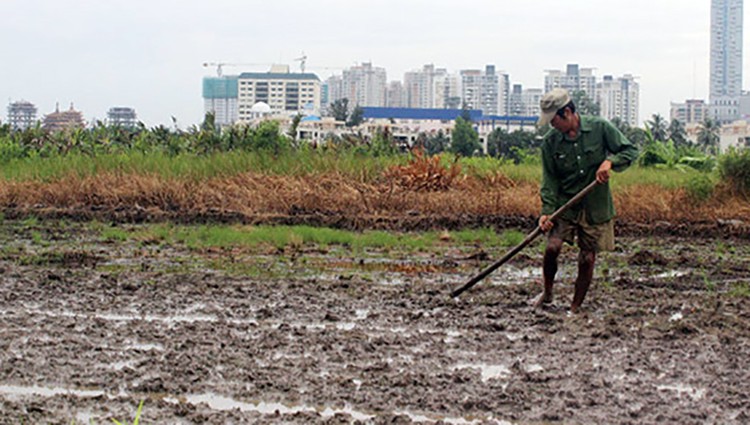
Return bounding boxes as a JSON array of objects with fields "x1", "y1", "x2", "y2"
[{"x1": 710, "y1": 0, "x2": 743, "y2": 124}]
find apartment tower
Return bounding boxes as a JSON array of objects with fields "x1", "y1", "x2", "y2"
[{"x1": 710, "y1": 0, "x2": 743, "y2": 124}]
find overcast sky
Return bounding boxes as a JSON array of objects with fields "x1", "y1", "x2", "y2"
[{"x1": 0, "y1": 0, "x2": 742, "y2": 128}]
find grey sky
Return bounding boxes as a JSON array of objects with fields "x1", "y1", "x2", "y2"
[{"x1": 0, "y1": 0, "x2": 735, "y2": 127}]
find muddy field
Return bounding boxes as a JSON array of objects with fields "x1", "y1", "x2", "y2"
[{"x1": 0, "y1": 219, "x2": 749, "y2": 424}]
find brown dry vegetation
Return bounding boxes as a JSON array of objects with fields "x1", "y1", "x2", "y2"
[{"x1": 1, "y1": 165, "x2": 748, "y2": 238}]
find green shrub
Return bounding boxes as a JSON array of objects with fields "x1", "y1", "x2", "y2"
[
  {"x1": 685, "y1": 174, "x2": 715, "y2": 202},
  {"x1": 718, "y1": 147, "x2": 750, "y2": 195}
]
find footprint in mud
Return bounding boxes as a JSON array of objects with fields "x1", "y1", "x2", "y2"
[{"x1": 628, "y1": 249, "x2": 669, "y2": 266}]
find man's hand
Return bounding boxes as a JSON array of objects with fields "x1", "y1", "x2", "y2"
[
  {"x1": 539, "y1": 215, "x2": 553, "y2": 232},
  {"x1": 596, "y1": 160, "x2": 612, "y2": 184}
]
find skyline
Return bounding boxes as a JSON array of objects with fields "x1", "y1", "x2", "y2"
[{"x1": 1, "y1": 0, "x2": 744, "y2": 127}]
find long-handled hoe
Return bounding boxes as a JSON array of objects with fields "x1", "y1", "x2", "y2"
[{"x1": 450, "y1": 180, "x2": 600, "y2": 298}]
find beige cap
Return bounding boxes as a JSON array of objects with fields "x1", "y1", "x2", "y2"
[{"x1": 537, "y1": 88, "x2": 571, "y2": 126}]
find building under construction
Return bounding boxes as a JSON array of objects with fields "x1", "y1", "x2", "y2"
[
  {"x1": 107, "y1": 107, "x2": 137, "y2": 128},
  {"x1": 7, "y1": 100, "x2": 38, "y2": 130},
  {"x1": 43, "y1": 103, "x2": 85, "y2": 133}
]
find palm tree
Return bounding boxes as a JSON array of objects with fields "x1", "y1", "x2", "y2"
[
  {"x1": 667, "y1": 118, "x2": 689, "y2": 148},
  {"x1": 646, "y1": 114, "x2": 668, "y2": 142},
  {"x1": 697, "y1": 118, "x2": 720, "y2": 155}
]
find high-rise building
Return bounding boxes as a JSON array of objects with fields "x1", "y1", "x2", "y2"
[
  {"x1": 7, "y1": 100, "x2": 38, "y2": 130},
  {"x1": 403, "y1": 64, "x2": 449, "y2": 109},
  {"x1": 237, "y1": 65, "x2": 321, "y2": 122},
  {"x1": 435, "y1": 73, "x2": 460, "y2": 109},
  {"x1": 597, "y1": 74, "x2": 640, "y2": 127},
  {"x1": 509, "y1": 85, "x2": 543, "y2": 117},
  {"x1": 203, "y1": 76, "x2": 239, "y2": 127},
  {"x1": 670, "y1": 99, "x2": 708, "y2": 125},
  {"x1": 339, "y1": 62, "x2": 387, "y2": 107},
  {"x1": 324, "y1": 75, "x2": 343, "y2": 108},
  {"x1": 460, "y1": 65, "x2": 508, "y2": 116},
  {"x1": 710, "y1": 0, "x2": 743, "y2": 124},
  {"x1": 544, "y1": 64, "x2": 597, "y2": 101},
  {"x1": 107, "y1": 107, "x2": 137, "y2": 128},
  {"x1": 521, "y1": 88, "x2": 543, "y2": 117},
  {"x1": 386, "y1": 81, "x2": 406, "y2": 108},
  {"x1": 510, "y1": 84, "x2": 524, "y2": 116}
]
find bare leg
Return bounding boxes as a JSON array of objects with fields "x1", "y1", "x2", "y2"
[
  {"x1": 571, "y1": 249, "x2": 596, "y2": 313},
  {"x1": 534, "y1": 237, "x2": 563, "y2": 308}
]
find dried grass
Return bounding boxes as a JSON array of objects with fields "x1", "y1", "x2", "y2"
[{"x1": 0, "y1": 169, "x2": 747, "y2": 228}]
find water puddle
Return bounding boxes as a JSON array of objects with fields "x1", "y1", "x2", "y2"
[
  {"x1": 394, "y1": 409, "x2": 512, "y2": 424},
  {"x1": 170, "y1": 392, "x2": 375, "y2": 421},
  {"x1": 453, "y1": 364, "x2": 511, "y2": 381},
  {"x1": 642, "y1": 270, "x2": 690, "y2": 281},
  {"x1": 335, "y1": 322, "x2": 356, "y2": 331},
  {"x1": 657, "y1": 383, "x2": 706, "y2": 401},
  {"x1": 19, "y1": 309, "x2": 259, "y2": 326},
  {"x1": 489, "y1": 267, "x2": 541, "y2": 285},
  {"x1": 355, "y1": 309, "x2": 369, "y2": 320},
  {"x1": 0, "y1": 383, "x2": 513, "y2": 423},
  {"x1": 669, "y1": 312, "x2": 684, "y2": 322},
  {"x1": 0, "y1": 384, "x2": 106, "y2": 399}
]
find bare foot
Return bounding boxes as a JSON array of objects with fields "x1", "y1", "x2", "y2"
[
  {"x1": 570, "y1": 303, "x2": 584, "y2": 314},
  {"x1": 532, "y1": 291, "x2": 553, "y2": 308}
]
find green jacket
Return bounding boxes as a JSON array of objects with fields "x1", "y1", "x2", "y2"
[{"x1": 540, "y1": 115, "x2": 638, "y2": 224}]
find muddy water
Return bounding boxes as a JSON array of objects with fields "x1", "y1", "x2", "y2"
[{"x1": 0, "y1": 221, "x2": 749, "y2": 424}]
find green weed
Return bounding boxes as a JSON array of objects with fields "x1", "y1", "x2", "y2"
[
  {"x1": 729, "y1": 281, "x2": 750, "y2": 298},
  {"x1": 111, "y1": 399, "x2": 144, "y2": 425},
  {"x1": 101, "y1": 227, "x2": 129, "y2": 243},
  {"x1": 22, "y1": 216, "x2": 38, "y2": 227},
  {"x1": 500, "y1": 230, "x2": 525, "y2": 247},
  {"x1": 30, "y1": 230, "x2": 44, "y2": 246}
]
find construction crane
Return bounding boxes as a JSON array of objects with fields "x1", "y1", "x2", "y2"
[{"x1": 202, "y1": 62, "x2": 273, "y2": 77}]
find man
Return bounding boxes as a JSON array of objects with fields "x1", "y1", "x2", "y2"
[{"x1": 534, "y1": 88, "x2": 638, "y2": 313}]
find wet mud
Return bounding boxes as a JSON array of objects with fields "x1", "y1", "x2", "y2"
[{"x1": 0, "y1": 221, "x2": 749, "y2": 424}]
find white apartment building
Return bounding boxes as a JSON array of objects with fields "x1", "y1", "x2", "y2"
[
  {"x1": 435, "y1": 72, "x2": 460, "y2": 109},
  {"x1": 237, "y1": 66, "x2": 321, "y2": 122},
  {"x1": 521, "y1": 88, "x2": 543, "y2": 117},
  {"x1": 403, "y1": 64, "x2": 450, "y2": 109},
  {"x1": 670, "y1": 99, "x2": 708, "y2": 125},
  {"x1": 460, "y1": 69, "x2": 483, "y2": 112},
  {"x1": 509, "y1": 86, "x2": 542, "y2": 117},
  {"x1": 710, "y1": 0, "x2": 743, "y2": 124},
  {"x1": 340, "y1": 62, "x2": 387, "y2": 107},
  {"x1": 324, "y1": 75, "x2": 343, "y2": 108},
  {"x1": 386, "y1": 81, "x2": 406, "y2": 108},
  {"x1": 544, "y1": 64, "x2": 597, "y2": 100},
  {"x1": 460, "y1": 65, "x2": 509, "y2": 116},
  {"x1": 597, "y1": 74, "x2": 639, "y2": 127}
]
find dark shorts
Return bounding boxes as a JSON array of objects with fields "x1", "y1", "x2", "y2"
[{"x1": 549, "y1": 210, "x2": 615, "y2": 252}]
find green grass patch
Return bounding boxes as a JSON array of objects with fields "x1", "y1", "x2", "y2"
[
  {"x1": 101, "y1": 227, "x2": 130, "y2": 243},
  {"x1": 729, "y1": 281, "x2": 750, "y2": 298},
  {"x1": 451, "y1": 228, "x2": 524, "y2": 248},
  {"x1": 0, "y1": 150, "x2": 405, "y2": 182},
  {"x1": 0, "y1": 148, "x2": 716, "y2": 193},
  {"x1": 93, "y1": 223, "x2": 478, "y2": 253}
]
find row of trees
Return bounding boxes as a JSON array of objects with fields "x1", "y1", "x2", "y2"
[
  {"x1": 0, "y1": 100, "x2": 733, "y2": 167},
  {"x1": 558, "y1": 90, "x2": 723, "y2": 154}
]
